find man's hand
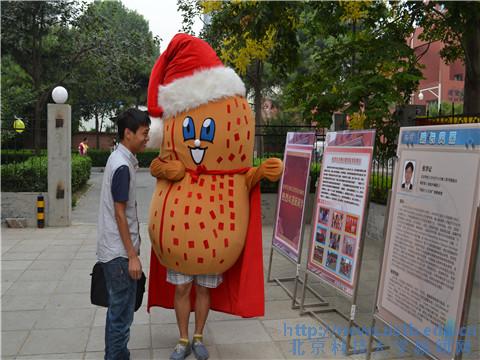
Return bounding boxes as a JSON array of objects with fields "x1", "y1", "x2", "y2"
[
  {"x1": 259, "y1": 158, "x2": 283, "y2": 182},
  {"x1": 150, "y1": 158, "x2": 185, "y2": 181},
  {"x1": 128, "y1": 255, "x2": 142, "y2": 280}
]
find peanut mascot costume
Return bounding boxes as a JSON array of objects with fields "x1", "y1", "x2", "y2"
[{"x1": 147, "y1": 33, "x2": 283, "y2": 317}]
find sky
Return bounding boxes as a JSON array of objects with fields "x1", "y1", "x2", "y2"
[{"x1": 121, "y1": 0, "x2": 203, "y2": 51}]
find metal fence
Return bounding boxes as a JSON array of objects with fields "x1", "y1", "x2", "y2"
[
  {"x1": 1, "y1": 126, "x2": 51, "y2": 193},
  {"x1": 1, "y1": 126, "x2": 47, "y2": 164},
  {"x1": 254, "y1": 125, "x2": 393, "y2": 203}
]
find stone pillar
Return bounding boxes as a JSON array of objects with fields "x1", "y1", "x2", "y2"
[{"x1": 47, "y1": 104, "x2": 71, "y2": 226}]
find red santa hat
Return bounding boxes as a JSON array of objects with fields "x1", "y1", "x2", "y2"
[{"x1": 146, "y1": 34, "x2": 245, "y2": 148}]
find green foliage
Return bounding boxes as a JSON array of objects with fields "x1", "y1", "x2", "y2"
[
  {"x1": 68, "y1": 1, "x2": 160, "y2": 132},
  {"x1": 1, "y1": 1, "x2": 90, "y2": 148},
  {"x1": 281, "y1": 1, "x2": 423, "y2": 130},
  {"x1": 427, "y1": 101, "x2": 464, "y2": 117},
  {"x1": 1, "y1": 0, "x2": 160, "y2": 148},
  {"x1": 370, "y1": 172, "x2": 393, "y2": 205},
  {"x1": 85, "y1": 149, "x2": 111, "y2": 168},
  {"x1": 1, "y1": 149, "x2": 46, "y2": 165},
  {"x1": 1, "y1": 155, "x2": 91, "y2": 193},
  {"x1": 198, "y1": 1, "x2": 301, "y2": 77},
  {"x1": 136, "y1": 151, "x2": 160, "y2": 168},
  {"x1": 87, "y1": 149, "x2": 159, "y2": 168},
  {"x1": 178, "y1": 0, "x2": 301, "y2": 132},
  {"x1": 72, "y1": 155, "x2": 92, "y2": 192},
  {"x1": 0, "y1": 56, "x2": 35, "y2": 144},
  {"x1": 1, "y1": 157, "x2": 48, "y2": 192}
]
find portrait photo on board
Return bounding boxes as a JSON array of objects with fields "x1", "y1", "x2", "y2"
[{"x1": 401, "y1": 160, "x2": 415, "y2": 190}]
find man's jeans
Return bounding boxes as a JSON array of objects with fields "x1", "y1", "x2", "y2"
[{"x1": 103, "y1": 257, "x2": 137, "y2": 360}]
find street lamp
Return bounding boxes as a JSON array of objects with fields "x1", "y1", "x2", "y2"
[
  {"x1": 418, "y1": 83, "x2": 441, "y2": 112},
  {"x1": 13, "y1": 116, "x2": 25, "y2": 133},
  {"x1": 52, "y1": 86, "x2": 68, "y2": 104}
]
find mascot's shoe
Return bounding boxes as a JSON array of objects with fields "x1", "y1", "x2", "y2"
[
  {"x1": 192, "y1": 338, "x2": 209, "y2": 360},
  {"x1": 170, "y1": 341, "x2": 191, "y2": 360}
]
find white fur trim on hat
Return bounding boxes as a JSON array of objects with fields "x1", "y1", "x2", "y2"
[
  {"x1": 146, "y1": 116, "x2": 164, "y2": 150},
  {"x1": 158, "y1": 67, "x2": 245, "y2": 119}
]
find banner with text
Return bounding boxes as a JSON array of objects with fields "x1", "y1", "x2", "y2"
[
  {"x1": 306, "y1": 130, "x2": 375, "y2": 297},
  {"x1": 273, "y1": 132, "x2": 316, "y2": 263},
  {"x1": 376, "y1": 124, "x2": 480, "y2": 360}
]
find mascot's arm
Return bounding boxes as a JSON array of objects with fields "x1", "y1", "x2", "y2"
[
  {"x1": 150, "y1": 157, "x2": 185, "y2": 181},
  {"x1": 245, "y1": 157, "x2": 283, "y2": 192}
]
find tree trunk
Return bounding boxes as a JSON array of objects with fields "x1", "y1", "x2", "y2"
[
  {"x1": 462, "y1": 14, "x2": 480, "y2": 114},
  {"x1": 32, "y1": 7, "x2": 42, "y2": 154},
  {"x1": 253, "y1": 60, "x2": 264, "y2": 157},
  {"x1": 33, "y1": 98, "x2": 42, "y2": 155},
  {"x1": 33, "y1": 91, "x2": 50, "y2": 154},
  {"x1": 95, "y1": 111, "x2": 100, "y2": 149}
]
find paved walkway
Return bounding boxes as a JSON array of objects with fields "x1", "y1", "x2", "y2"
[{"x1": 1, "y1": 172, "x2": 478, "y2": 359}]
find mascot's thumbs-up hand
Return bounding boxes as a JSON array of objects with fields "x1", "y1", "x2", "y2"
[
  {"x1": 258, "y1": 157, "x2": 283, "y2": 182},
  {"x1": 150, "y1": 157, "x2": 185, "y2": 182},
  {"x1": 245, "y1": 157, "x2": 283, "y2": 191}
]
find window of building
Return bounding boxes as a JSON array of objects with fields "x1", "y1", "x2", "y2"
[{"x1": 453, "y1": 74, "x2": 463, "y2": 81}]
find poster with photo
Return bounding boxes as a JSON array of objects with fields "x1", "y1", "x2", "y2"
[
  {"x1": 307, "y1": 130, "x2": 375, "y2": 298},
  {"x1": 273, "y1": 132, "x2": 315, "y2": 263},
  {"x1": 376, "y1": 124, "x2": 480, "y2": 360}
]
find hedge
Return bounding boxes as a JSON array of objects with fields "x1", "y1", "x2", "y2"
[
  {"x1": 87, "y1": 149, "x2": 159, "y2": 168},
  {"x1": 1, "y1": 149, "x2": 161, "y2": 168},
  {"x1": 1, "y1": 149, "x2": 47, "y2": 165},
  {"x1": 1, "y1": 155, "x2": 92, "y2": 193}
]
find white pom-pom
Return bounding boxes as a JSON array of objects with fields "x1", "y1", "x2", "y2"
[{"x1": 146, "y1": 117, "x2": 164, "y2": 151}]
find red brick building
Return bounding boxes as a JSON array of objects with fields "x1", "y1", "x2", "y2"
[
  {"x1": 409, "y1": 27, "x2": 465, "y2": 109},
  {"x1": 72, "y1": 132, "x2": 116, "y2": 152}
]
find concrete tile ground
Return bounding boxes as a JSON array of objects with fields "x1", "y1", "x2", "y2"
[{"x1": 2, "y1": 171, "x2": 478, "y2": 359}]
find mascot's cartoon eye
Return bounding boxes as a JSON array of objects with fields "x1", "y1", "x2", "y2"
[
  {"x1": 182, "y1": 116, "x2": 195, "y2": 140},
  {"x1": 200, "y1": 118, "x2": 215, "y2": 143}
]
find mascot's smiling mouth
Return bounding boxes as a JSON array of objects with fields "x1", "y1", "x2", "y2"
[{"x1": 189, "y1": 146, "x2": 207, "y2": 165}]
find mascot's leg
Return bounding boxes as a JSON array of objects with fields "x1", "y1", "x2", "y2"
[
  {"x1": 191, "y1": 274, "x2": 223, "y2": 360},
  {"x1": 194, "y1": 285, "x2": 210, "y2": 335},
  {"x1": 168, "y1": 270, "x2": 193, "y2": 360},
  {"x1": 174, "y1": 282, "x2": 193, "y2": 339}
]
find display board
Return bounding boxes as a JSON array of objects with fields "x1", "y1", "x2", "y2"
[
  {"x1": 306, "y1": 130, "x2": 375, "y2": 297},
  {"x1": 272, "y1": 132, "x2": 316, "y2": 263},
  {"x1": 376, "y1": 124, "x2": 480, "y2": 360}
]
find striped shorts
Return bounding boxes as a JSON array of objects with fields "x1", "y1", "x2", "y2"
[{"x1": 166, "y1": 269, "x2": 223, "y2": 288}]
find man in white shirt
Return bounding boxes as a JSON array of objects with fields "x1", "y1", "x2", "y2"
[{"x1": 97, "y1": 108, "x2": 150, "y2": 360}]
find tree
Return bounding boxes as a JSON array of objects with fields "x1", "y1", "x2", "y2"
[
  {"x1": 67, "y1": 1, "x2": 159, "y2": 146},
  {"x1": 408, "y1": 1, "x2": 480, "y2": 114},
  {"x1": 280, "y1": 1, "x2": 423, "y2": 158},
  {"x1": 1, "y1": 1, "x2": 160, "y2": 150},
  {"x1": 0, "y1": 56, "x2": 35, "y2": 146},
  {"x1": 178, "y1": 1, "x2": 301, "y2": 153},
  {"x1": 1, "y1": 1, "x2": 94, "y2": 151}
]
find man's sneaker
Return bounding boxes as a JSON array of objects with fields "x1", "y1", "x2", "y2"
[
  {"x1": 192, "y1": 339, "x2": 209, "y2": 360},
  {"x1": 169, "y1": 342, "x2": 191, "y2": 360}
]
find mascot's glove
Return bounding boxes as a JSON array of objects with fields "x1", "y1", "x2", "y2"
[
  {"x1": 150, "y1": 157, "x2": 185, "y2": 182},
  {"x1": 245, "y1": 157, "x2": 283, "y2": 190},
  {"x1": 258, "y1": 157, "x2": 283, "y2": 182}
]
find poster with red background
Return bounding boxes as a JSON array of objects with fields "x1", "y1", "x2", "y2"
[{"x1": 273, "y1": 133, "x2": 315, "y2": 263}]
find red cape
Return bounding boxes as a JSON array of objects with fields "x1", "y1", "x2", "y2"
[{"x1": 147, "y1": 184, "x2": 264, "y2": 318}]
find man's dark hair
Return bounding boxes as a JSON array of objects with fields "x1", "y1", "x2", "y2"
[
  {"x1": 405, "y1": 162, "x2": 414, "y2": 172},
  {"x1": 115, "y1": 108, "x2": 151, "y2": 140},
  {"x1": 83, "y1": 137, "x2": 88, "y2": 141}
]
